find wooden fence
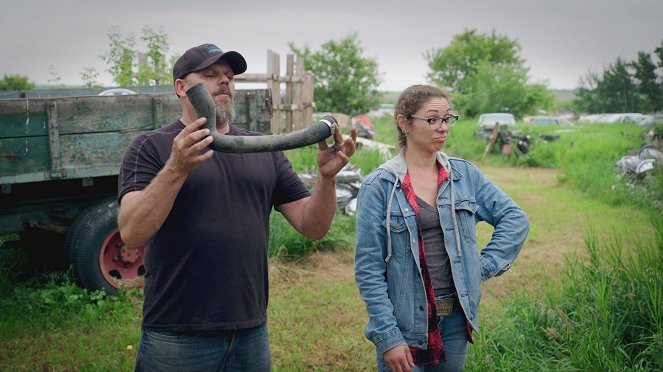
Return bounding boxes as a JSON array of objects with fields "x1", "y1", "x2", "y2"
[{"x1": 235, "y1": 50, "x2": 313, "y2": 134}]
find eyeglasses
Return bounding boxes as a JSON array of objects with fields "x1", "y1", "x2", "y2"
[{"x1": 407, "y1": 114, "x2": 459, "y2": 128}]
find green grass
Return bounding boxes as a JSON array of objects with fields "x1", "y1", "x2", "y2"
[
  {"x1": 0, "y1": 268, "x2": 142, "y2": 370},
  {"x1": 268, "y1": 212, "x2": 356, "y2": 258},
  {"x1": 1, "y1": 164, "x2": 659, "y2": 370},
  {"x1": 466, "y1": 218, "x2": 663, "y2": 371}
]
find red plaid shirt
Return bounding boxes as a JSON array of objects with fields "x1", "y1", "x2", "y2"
[{"x1": 401, "y1": 165, "x2": 449, "y2": 366}]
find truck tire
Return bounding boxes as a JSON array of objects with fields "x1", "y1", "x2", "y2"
[{"x1": 64, "y1": 197, "x2": 145, "y2": 294}]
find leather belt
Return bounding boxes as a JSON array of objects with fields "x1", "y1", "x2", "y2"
[{"x1": 435, "y1": 294, "x2": 458, "y2": 317}]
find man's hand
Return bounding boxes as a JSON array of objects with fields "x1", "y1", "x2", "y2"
[
  {"x1": 167, "y1": 117, "x2": 214, "y2": 174},
  {"x1": 316, "y1": 126, "x2": 357, "y2": 179},
  {"x1": 383, "y1": 345, "x2": 415, "y2": 372}
]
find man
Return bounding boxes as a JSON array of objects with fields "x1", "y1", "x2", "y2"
[{"x1": 118, "y1": 43, "x2": 356, "y2": 371}]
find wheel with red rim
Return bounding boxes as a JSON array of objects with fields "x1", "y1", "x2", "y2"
[{"x1": 65, "y1": 197, "x2": 145, "y2": 294}]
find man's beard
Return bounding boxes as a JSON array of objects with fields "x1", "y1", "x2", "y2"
[{"x1": 215, "y1": 101, "x2": 235, "y2": 126}]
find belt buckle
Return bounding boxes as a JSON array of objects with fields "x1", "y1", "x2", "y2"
[{"x1": 435, "y1": 297, "x2": 454, "y2": 317}]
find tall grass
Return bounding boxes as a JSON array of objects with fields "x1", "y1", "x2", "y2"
[{"x1": 467, "y1": 217, "x2": 663, "y2": 371}]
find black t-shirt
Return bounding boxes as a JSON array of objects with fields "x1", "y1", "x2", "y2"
[{"x1": 118, "y1": 121, "x2": 310, "y2": 332}]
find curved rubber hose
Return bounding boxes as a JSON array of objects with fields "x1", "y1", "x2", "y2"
[{"x1": 186, "y1": 83, "x2": 336, "y2": 153}]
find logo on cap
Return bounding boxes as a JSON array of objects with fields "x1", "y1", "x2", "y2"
[{"x1": 203, "y1": 44, "x2": 222, "y2": 54}]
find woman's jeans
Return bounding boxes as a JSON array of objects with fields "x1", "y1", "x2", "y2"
[
  {"x1": 377, "y1": 305, "x2": 469, "y2": 372},
  {"x1": 134, "y1": 324, "x2": 271, "y2": 372}
]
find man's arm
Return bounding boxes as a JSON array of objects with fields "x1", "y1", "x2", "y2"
[
  {"x1": 279, "y1": 127, "x2": 356, "y2": 240},
  {"x1": 118, "y1": 118, "x2": 213, "y2": 247}
]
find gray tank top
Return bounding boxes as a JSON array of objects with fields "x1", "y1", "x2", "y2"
[{"x1": 416, "y1": 196, "x2": 455, "y2": 296}]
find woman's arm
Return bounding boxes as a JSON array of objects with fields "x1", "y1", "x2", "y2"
[
  {"x1": 472, "y1": 167, "x2": 530, "y2": 280},
  {"x1": 354, "y1": 180, "x2": 407, "y2": 355}
]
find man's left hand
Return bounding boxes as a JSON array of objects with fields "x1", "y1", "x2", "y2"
[{"x1": 316, "y1": 126, "x2": 357, "y2": 179}]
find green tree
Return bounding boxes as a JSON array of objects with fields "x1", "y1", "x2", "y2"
[
  {"x1": 632, "y1": 51, "x2": 660, "y2": 112},
  {"x1": 655, "y1": 39, "x2": 663, "y2": 69},
  {"x1": 136, "y1": 26, "x2": 171, "y2": 85},
  {"x1": 290, "y1": 34, "x2": 382, "y2": 116},
  {"x1": 573, "y1": 70, "x2": 603, "y2": 113},
  {"x1": 0, "y1": 74, "x2": 35, "y2": 91},
  {"x1": 600, "y1": 57, "x2": 638, "y2": 112},
  {"x1": 47, "y1": 65, "x2": 65, "y2": 88},
  {"x1": 80, "y1": 66, "x2": 101, "y2": 88},
  {"x1": 425, "y1": 29, "x2": 554, "y2": 117},
  {"x1": 425, "y1": 29, "x2": 522, "y2": 93},
  {"x1": 101, "y1": 26, "x2": 137, "y2": 86},
  {"x1": 574, "y1": 39, "x2": 663, "y2": 114},
  {"x1": 101, "y1": 26, "x2": 173, "y2": 87}
]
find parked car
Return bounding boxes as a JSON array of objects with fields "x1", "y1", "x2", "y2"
[
  {"x1": 478, "y1": 113, "x2": 516, "y2": 129},
  {"x1": 368, "y1": 103, "x2": 395, "y2": 118},
  {"x1": 579, "y1": 113, "x2": 645, "y2": 124},
  {"x1": 97, "y1": 88, "x2": 137, "y2": 96},
  {"x1": 528, "y1": 116, "x2": 573, "y2": 125}
]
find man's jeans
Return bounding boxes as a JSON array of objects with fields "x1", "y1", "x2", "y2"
[{"x1": 134, "y1": 324, "x2": 271, "y2": 371}]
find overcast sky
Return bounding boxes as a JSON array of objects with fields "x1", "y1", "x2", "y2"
[{"x1": 2, "y1": 0, "x2": 662, "y2": 91}]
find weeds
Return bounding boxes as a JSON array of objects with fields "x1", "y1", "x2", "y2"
[
  {"x1": 269, "y1": 212, "x2": 355, "y2": 258},
  {"x1": 468, "y1": 217, "x2": 663, "y2": 371}
]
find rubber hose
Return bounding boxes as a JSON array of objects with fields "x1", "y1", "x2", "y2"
[{"x1": 186, "y1": 83, "x2": 336, "y2": 153}]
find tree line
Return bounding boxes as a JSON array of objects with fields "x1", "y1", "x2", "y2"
[
  {"x1": 574, "y1": 41, "x2": 663, "y2": 114},
  {"x1": 2, "y1": 26, "x2": 659, "y2": 118}
]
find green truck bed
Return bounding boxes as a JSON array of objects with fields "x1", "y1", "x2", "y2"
[{"x1": 0, "y1": 90, "x2": 271, "y2": 187}]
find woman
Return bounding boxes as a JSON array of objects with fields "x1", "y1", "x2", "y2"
[{"x1": 354, "y1": 85, "x2": 529, "y2": 371}]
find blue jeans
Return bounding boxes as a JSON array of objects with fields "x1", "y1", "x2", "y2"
[
  {"x1": 134, "y1": 324, "x2": 272, "y2": 372},
  {"x1": 414, "y1": 305, "x2": 469, "y2": 372},
  {"x1": 377, "y1": 306, "x2": 469, "y2": 372}
]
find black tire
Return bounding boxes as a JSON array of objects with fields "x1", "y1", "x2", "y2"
[{"x1": 64, "y1": 197, "x2": 145, "y2": 294}]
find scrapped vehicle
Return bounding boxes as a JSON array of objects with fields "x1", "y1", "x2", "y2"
[
  {"x1": 638, "y1": 114, "x2": 663, "y2": 126},
  {"x1": 528, "y1": 116, "x2": 573, "y2": 125},
  {"x1": 580, "y1": 113, "x2": 645, "y2": 124},
  {"x1": 368, "y1": 103, "x2": 394, "y2": 118},
  {"x1": 477, "y1": 113, "x2": 516, "y2": 129}
]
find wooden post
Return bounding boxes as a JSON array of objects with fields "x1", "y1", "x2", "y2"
[
  {"x1": 482, "y1": 124, "x2": 500, "y2": 159},
  {"x1": 285, "y1": 54, "x2": 294, "y2": 133},
  {"x1": 267, "y1": 50, "x2": 281, "y2": 134},
  {"x1": 234, "y1": 50, "x2": 314, "y2": 133},
  {"x1": 293, "y1": 56, "x2": 304, "y2": 130},
  {"x1": 302, "y1": 73, "x2": 314, "y2": 128},
  {"x1": 46, "y1": 102, "x2": 62, "y2": 178}
]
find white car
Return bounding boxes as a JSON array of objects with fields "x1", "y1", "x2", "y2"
[
  {"x1": 478, "y1": 113, "x2": 516, "y2": 129},
  {"x1": 98, "y1": 88, "x2": 137, "y2": 96}
]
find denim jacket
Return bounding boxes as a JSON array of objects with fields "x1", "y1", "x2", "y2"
[{"x1": 354, "y1": 151, "x2": 529, "y2": 355}]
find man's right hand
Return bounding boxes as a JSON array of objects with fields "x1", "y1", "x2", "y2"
[
  {"x1": 383, "y1": 344, "x2": 415, "y2": 372},
  {"x1": 167, "y1": 117, "x2": 215, "y2": 174}
]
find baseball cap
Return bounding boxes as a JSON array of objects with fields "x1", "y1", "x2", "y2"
[{"x1": 172, "y1": 43, "x2": 247, "y2": 81}]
